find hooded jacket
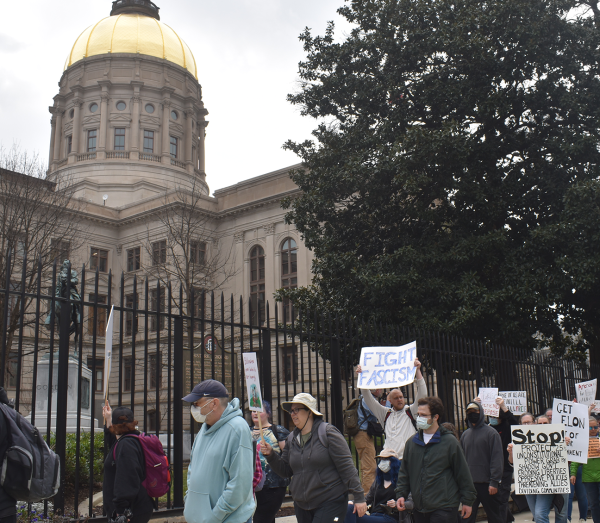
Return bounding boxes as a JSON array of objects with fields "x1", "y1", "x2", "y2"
[
  {"x1": 184, "y1": 398, "x2": 255, "y2": 523},
  {"x1": 0, "y1": 389, "x2": 16, "y2": 519},
  {"x1": 265, "y1": 417, "x2": 365, "y2": 510},
  {"x1": 460, "y1": 402, "x2": 504, "y2": 488}
]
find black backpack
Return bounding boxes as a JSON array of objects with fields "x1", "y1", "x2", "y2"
[
  {"x1": 360, "y1": 400, "x2": 385, "y2": 437},
  {"x1": 0, "y1": 403, "x2": 61, "y2": 502}
]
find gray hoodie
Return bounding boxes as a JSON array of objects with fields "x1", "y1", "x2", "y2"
[{"x1": 460, "y1": 402, "x2": 504, "y2": 488}]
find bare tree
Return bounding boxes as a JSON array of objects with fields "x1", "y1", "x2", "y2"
[{"x1": 0, "y1": 144, "x2": 87, "y2": 383}]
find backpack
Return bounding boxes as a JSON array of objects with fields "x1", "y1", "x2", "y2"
[
  {"x1": 0, "y1": 403, "x2": 60, "y2": 502},
  {"x1": 359, "y1": 401, "x2": 385, "y2": 437},
  {"x1": 113, "y1": 433, "x2": 171, "y2": 498},
  {"x1": 343, "y1": 398, "x2": 361, "y2": 436}
]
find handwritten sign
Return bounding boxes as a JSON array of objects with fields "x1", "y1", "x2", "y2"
[
  {"x1": 499, "y1": 391, "x2": 527, "y2": 414},
  {"x1": 358, "y1": 342, "x2": 417, "y2": 389},
  {"x1": 104, "y1": 305, "x2": 114, "y2": 400},
  {"x1": 589, "y1": 438, "x2": 600, "y2": 459},
  {"x1": 479, "y1": 387, "x2": 499, "y2": 417},
  {"x1": 553, "y1": 398, "x2": 589, "y2": 464},
  {"x1": 576, "y1": 379, "x2": 600, "y2": 413},
  {"x1": 242, "y1": 353, "x2": 263, "y2": 412},
  {"x1": 512, "y1": 423, "x2": 570, "y2": 495}
]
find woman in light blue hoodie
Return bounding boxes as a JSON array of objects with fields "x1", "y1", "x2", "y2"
[{"x1": 183, "y1": 380, "x2": 256, "y2": 523}]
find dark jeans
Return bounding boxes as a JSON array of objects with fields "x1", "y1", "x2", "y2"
[
  {"x1": 295, "y1": 493, "x2": 348, "y2": 523},
  {"x1": 414, "y1": 507, "x2": 458, "y2": 523},
  {"x1": 569, "y1": 466, "x2": 588, "y2": 521},
  {"x1": 497, "y1": 468, "x2": 514, "y2": 523},
  {"x1": 584, "y1": 482, "x2": 600, "y2": 523},
  {"x1": 463, "y1": 483, "x2": 504, "y2": 523},
  {"x1": 254, "y1": 487, "x2": 287, "y2": 523},
  {"x1": 344, "y1": 504, "x2": 397, "y2": 523}
]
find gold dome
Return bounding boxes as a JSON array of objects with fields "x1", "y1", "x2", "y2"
[{"x1": 65, "y1": 14, "x2": 197, "y2": 79}]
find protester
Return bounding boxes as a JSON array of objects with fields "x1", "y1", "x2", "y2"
[
  {"x1": 570, "y1": 416, "x2": 600, "y2": 523},
  {"x1": 102, "y1": 403, "x2": 153, "y2": 523},
  {"x1": 0, "y1": 388, "x2": 16, "y2": 523},
  {"x1": 396, "y1": 397, "x2": 476, "y2": 523},
  {"x1": 442, "y1": 422, "x2": 460, "y2": 441},
  {"x1": 567, "y1": 404, "x2": 593, "y2": 523},
  {"x1": 345, "y1": 449, "x2": 405, "y2": 523},
  {"x1": 182, "y1": 379, "x2": 255, "y2": 523},
  {"x1": 250, "y1": 401, "x2": 290, "y2": 523},
  {"x1": 536, "y1": 415, "x2": 550, "y2": 424},
  {"x1": 357, "y1": 359, "x2": 427, "y2": 457},
  {"x1": 545, "y1": 408, "x2": 553, "y2": 423},
  {"x1": 460, "y1": 401, "x2": 504, "y2": 523},
  {"x1": 261, "y1": 392, "x2": 366, "y2": 523},
  {"x1": 519, "y1": 413, "x2": 535, "y2": 425},
  {"x1": 355, "y1": 389, "x2": 383, "y2": 492}
]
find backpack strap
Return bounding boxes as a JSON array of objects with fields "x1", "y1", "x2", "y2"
[
  {"x1": 317, "y1": 422, "x2": 329, "y2": 448},
  {"x1": 405, "y1": 408, "x2": 417, "y2": 430}
]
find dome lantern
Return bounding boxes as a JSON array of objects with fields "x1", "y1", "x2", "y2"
[{"x1": 110, "y1": 0, "x2": 160, "y2": 20}]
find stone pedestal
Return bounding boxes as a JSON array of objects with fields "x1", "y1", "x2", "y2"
[{"x1": 26, "y1": 355, "x2": 100, "y2": 433}]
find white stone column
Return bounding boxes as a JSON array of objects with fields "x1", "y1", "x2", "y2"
[
  {"x1": 198, "y1": 121, "x2": 207, "y2": 173},
  {"x1": 131, "y1": 94, "x2": 141, "y2": 160},
  {"x1": 98, "y1": 92, "x2": 109, "y2": 159},
  {"x1": 161, "y1": 98, "x2": 171, "y2": 165},
  {"x1": 264, "y1": 223, "x2": 276, "y2": 324},
  {"x1": 185, "y1": 108, "x2": 194, "y2": 174},
  {"x1": 48, "y1": 113, "x2": 56, "y2": 168},
  {"x1": 53, "y1": 108, "x2": 63, "y2": 164},
  {"x1": 69, "y1": 99, "x2": 82, "y2": 163}
]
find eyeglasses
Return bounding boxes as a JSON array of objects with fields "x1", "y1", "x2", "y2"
[
  {"x1": 590, "y1": 426, "x2": 599, "y2": 431},
  {"x1": 290, "y1": 407, "x2": 308, "y2": 415}
]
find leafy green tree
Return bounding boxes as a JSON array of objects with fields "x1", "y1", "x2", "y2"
[{"x1": 280, "y1": 0, "x2": 600, "y2": 363}]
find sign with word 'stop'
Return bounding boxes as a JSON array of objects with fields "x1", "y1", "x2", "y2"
[
  {"x1": 479, "y1": 387, "x2": 499, "y2": 417},
  {"x1": 576, "y1": 379, "x2": 600, "y2": 414},
  {"x1": 553, "y1": 398, "x2": 589, "y2": 464},
  {"x1": 242, "y1": 352, "x2": 263, "y2": 412},
  {"x1": 358, "y1": 342, "x2": 417, "y2": 390},
  {"x1": 499, "y1": 391, "x2": 528, "y2": 414},
  {"x1": 512, "y1": 424, "x2": 571, "y2": 495}
]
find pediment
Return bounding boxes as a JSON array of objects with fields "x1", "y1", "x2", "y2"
[
  {"x1": 64, "y1": 122, "x2": 73, "y2": 133},
  {"x1": 140, "y1": 115, "x2": 160, "y2": 126},
  {"x1": 170, "y1": 122, "x2": 184, "y2": 134},
  {"x1": 83, "y1": 115, "x2": 101, "y2": 125},
  {"x1": 109, "y1": 114, "x2": 133, "y2": 123}
]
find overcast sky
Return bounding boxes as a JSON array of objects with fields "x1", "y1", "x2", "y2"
[{"x1": 0, "y1": 0, "x2": 351, "y2": 193}]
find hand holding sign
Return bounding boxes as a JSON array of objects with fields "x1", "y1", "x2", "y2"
[
  {"x1": 576, "y1": 379, "x2": 600, "y2": 414},
  {"x1": 357, "y1": 342, "x2": 419, "y2": 389},
  {"x1": 242, "y1": 353, "x2": 267, "y2": 448},
  {"x1": 479, "y1": 388, "x2": 499, "y2": 417}
]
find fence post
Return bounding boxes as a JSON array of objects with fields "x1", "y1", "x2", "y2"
[
  {"x1": 173, "y1": 316, "x2": 184, "y2": 508},
  {"x1": 53, "y1": 291, "x2": 72, "y2": 514},
  {"x1": 261, "y1": 326, "x2": 272, "y2": 404},
  {"x1": 330, "y1": 339, "x2": 343, "y2": 433}
]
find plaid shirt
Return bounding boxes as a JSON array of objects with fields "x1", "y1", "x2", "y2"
[{"x1": 253, "y1": 441, "x2": 264, "y2": 491}]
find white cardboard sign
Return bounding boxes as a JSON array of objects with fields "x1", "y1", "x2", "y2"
[
  {"x1": 242, "y1": 352, "x2": 264, "y2": 412},
  {"x1": 553, "y1": 398, "x2": 589, "y2": 464},
  {"x1": 499, "y1": 391, "x2": 528, "y2": 414},
  {"x1": 512, "y1": 423, "x2": 571, "y2": 495},
  {"x1": 479, "y1": 387, "x2": 499, "y2": 417},
  {"x1": 358, "y1": 342, "x2": 417, "y2": 389},
  {"x1": 103, "y1": 305, "x2": 114, "y2": 399},
  {"x1": 576, "y1": 379, "x2": 600, "y2": 413}
]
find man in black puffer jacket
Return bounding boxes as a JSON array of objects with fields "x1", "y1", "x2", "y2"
[{"x1": 0, "y1": 388, "x2": 17, "y2": 523}]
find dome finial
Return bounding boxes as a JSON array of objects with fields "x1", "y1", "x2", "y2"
[{"x1": 110, "y1": 0, "x2": 160, "y2": 20}]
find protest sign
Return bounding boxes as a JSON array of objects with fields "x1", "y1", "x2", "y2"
[
  {"x1": 499, "y1": 391, "x2": 527, "y2": 414},
  {"x1": 553, "y1": 398, "x2": 589, "y2": 464},
  {"x1": 103, "y1": 305, "x2": 114, "y2": 400},
  {"x1": 512, "y1": 423, "x2": 570, "y2": 495},
  {"x1": 576, "y1": 379, "x2": 600, "y2": 413},
  {"x1": 242, "y1": 353, "x2": 263, "y2": 412},
  {"x1": 589, "y1": 439, "x2": 600, "y2": 459},
  {"x1": 358, "y1": 342, "x2": 417, "y2": 389},
  {"x1": 479, "y1": 387, "x2": 499, "y2": 417}
]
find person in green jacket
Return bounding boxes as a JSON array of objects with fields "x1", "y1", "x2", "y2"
[
  {"x1": 570, "y1": 416, "x2": 600, "y2": 523},
  {"x1": 396, "y1": 396, "x2": 477, "y2": 523}
]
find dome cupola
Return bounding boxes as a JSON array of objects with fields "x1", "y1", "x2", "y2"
[{"x1": 110, "y1": 0, "x2": 160, "y2": 19}]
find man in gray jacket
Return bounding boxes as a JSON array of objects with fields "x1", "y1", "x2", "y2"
[{"x1": 460, "y1": 401, "x2": 504, "y2": 523}]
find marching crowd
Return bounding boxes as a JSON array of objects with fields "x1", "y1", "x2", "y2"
[{"x1": 0, "y1": 359, "x2": 599, "y2": 523}]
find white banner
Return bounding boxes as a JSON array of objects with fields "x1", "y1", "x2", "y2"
[
  {"x1": 104, "y1": 305, "x2": 114, "y2": 399},
  {"x1": 479, "y1": 387, "x2": 499, "y2": 417},
  {"x1": 576, "y1": 379, "x2": 600, "y2": 413},
  {"x1": 499, "y1": 391, "x2": 528, "y2": 414},
  {"x1": 358, "y1": 342, "x2": 417, "y2": 389},
  {"x1": 553, "y1": 398, "x2": 589, "y2": 464},
  {"x1": 512, "y1": 423, "x2": 571, "y2": 495},
  {"x1": 242, "y1": 352, "x2": 264, "y2": 412}
]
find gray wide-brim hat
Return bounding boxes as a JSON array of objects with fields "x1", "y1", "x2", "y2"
[{"x1": 281, "y1": 393, "x2": 323, "y2": 417}]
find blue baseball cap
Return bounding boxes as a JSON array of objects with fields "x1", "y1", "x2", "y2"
[{"x1": 182, "y1": 379, "x2": 229, "y2": 403}]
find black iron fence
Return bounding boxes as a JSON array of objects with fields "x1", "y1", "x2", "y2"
[{"x1": 1, "y1": 252, "x2": 598, "y2": 520}]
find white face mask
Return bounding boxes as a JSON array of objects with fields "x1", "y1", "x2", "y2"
[
  {"x1": 416, "y1": 416, "x2": 433, "y2": 430},
  {"x1": 191, "y1": 400, "x2": 215, "y2": 423},
  {"x1": 378, "y1": 460, "x2": 391, "y2": 473}
]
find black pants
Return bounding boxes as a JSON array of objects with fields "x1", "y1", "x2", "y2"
[
  {"x1": 497, "y1": 468, "x2": 514, "y2": 523},
  {"x1": 463, "y1": 483, "x2": 504, "y2": 523},
  {"x1": 295, "y1": 493, "x2": 349, "y2": 523},
  {"x1": 254, "y1": 487, "x2": 287, "y2": 523},
  {"x1": 414, "y1": 507, "x2": 458, "y2": 523}
]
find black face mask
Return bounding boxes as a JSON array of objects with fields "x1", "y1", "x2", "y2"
[{"x1": 467, "y1": 412, "x2": 480, "y2": 425}]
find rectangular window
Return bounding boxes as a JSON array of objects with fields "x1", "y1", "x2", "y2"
[
  {"x1": 170, "y1": 136, "x2": 178, "y2": 158},
  {"x1": 7, "y1": 282, "x2": 21, "y2": 326},
  {"x1": 88, "y1": 294, "x2": 107, "y2": 334},
  {"x1": 6, "y1": 353, "x2": 18, "y2": 389},
  {"x1": 149, "y1": 354, "x2": 162, "y2": 389},
  {"x1": 123, "y1": 356, "x2": 133, "y2": 392},
  {"x1": 125, "y1": 294, "x2": 139, "y2": 336},
  {"x1": 114, "y1": 128, "x2": 125, "y2": 151},
  {"x1": 87, "y1": 129, "x2": 97, "y2": 152},
  {"x1": 250, "y1": 283, "x2": 265, "y2": 326},
  {"x1": 66, "y1": 135, "x2": 73, "y2": 155},
  {"x1": 51, "y1": 239, "x2": 70, "y2": 264},
  {"x1": 282, "y1": 346, "x2": 298, "y2": 382},
  {"x1": 150, "y1": 287, "x2": 165, "y2": 331},
  {"x1": 190, "y1": 241, "x2": 206, "y2": 265},
  {"x1": 90, "y1": 247, "x2": 108, "y2": 273},
  {"x1": 143, "y1": 130, "x2": 154, "y2": 153},
  {"x1": 87, "y1": 358, "x2": 105, "y2": 392},
  {"x1": 126, "y1": 247, "x2": 141, "y2": 272},
  {"x1": 147, "y1": 409, "x2": 160, "y2": 432},
  {"x1": 152, "y1": 240, "x2": 167, "y2": 266}
]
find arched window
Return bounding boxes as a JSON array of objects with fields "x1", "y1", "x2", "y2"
[
  {"x1": 250, "y1": 245, "x2": 265, "y2": 325},
  {"x1": 281, "y1": 238, "x2": 298, "y2": 323}
]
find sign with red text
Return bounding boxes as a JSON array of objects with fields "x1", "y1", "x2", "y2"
[
  {"x1": 479, "y1": 387, "x2": 500, "y2": 417},
  {"x1": 589, "y1": 439, "x2": 600, "y2": 459},
  {"x1": 358, "y1": 342, "x2": 418, "y2": 389},
  {"x1": 553, "y1": 398, "x2": 589, "y2": 464},
  {"x1": 242, "y1": 352, "x2": 263, "y2": 412},
  {"x1": 499, "y1": 391, "x2": 528, "y2": 414},
  {"x1": 576, "y1": 379, "x2": 600, "y2": 413}
]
